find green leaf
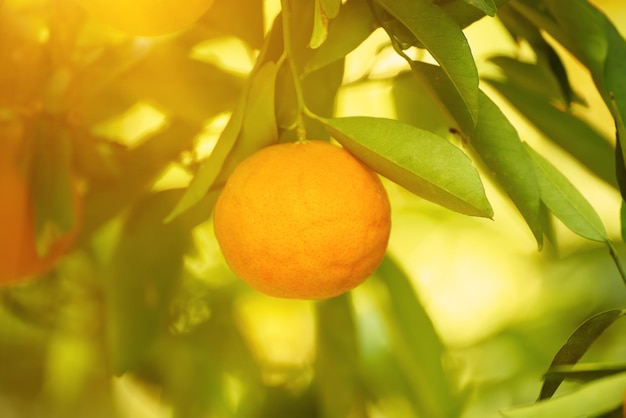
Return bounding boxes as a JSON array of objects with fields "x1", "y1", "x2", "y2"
[
  {"x1": 606, "y1": 32, "x2": 626, "y2": 190},
  {"x1": 376, "y1": 256, "x2": 462, "y2": 418},
  {"x1": 305, "y1": 0, "x2": 375, "y2": 74},
  {"x1": 217, "y1": 61, "x2": 279, "y2": 180},
  {"x1": 526, "y1": 144, "x2": 609, "y2": 243},
  {"x1": 501, "y1": 372, "x2": 626, "y2": 418},
  {"x1": 462, "y1": 0, "x2": 497, "y2": 16},
  {"x1": 512, "y1": 0, "x2": 626, "y2": 197},
  {"x1": 114, "y1": 42, "x2": 244, "y2": 124},
  {"x1": 404, "y1": 61, "x2": 542, "y2": 245},
  {"x1": 83, "y1": 119, "x2": 201, "y2": 238},
  {"x1": 198, "y1": 0, "x2": 265, "y2": 49},
  {"x1": 311, "y1": 0, "x2": 342, "y2": 49},
  {"x1": 497, "y1": 4, "x2": 546, "y2": 47},
  {"x1": 375, "y1": 0, "x2": 479, "y2": 125},
  {"x1": 391, "y1": 72, "x2": 451, "y2": 137},
  {"x1": 154, "y1": 336, "x2": 225, "y2": 418},
  {"x1": 69, "y1": 39, "x2": 152, "y2": 125},
  {"x1": 487, "y1": 56, "x2": 565, "y2": 104},
  {"x1": 151, "y1": 307, "x2": 263, "y2": 418},
  {"x1": 538, "y1": 309, "x2": 626, "y2": 400},
  {"x1": 315, "y1": 294, "x2": 366, "y2": 417},
  {"x1": 539, "y1": 0, "x2": 609, "y2": 75},
  {"x1": 497, "y1": 5, "x2": 575, "y2": 106},
  {"x1": 545, "y1": 363, "x2": 626, "y2": 383},
  {"x1": 321, "y1": 0, "x2": 341, "y2": 18},
  {"x1": 105, "y1": 190, "x2": 192, "y2": 374},
  {"x1": 310, "y1": 0, "x2": 329, "y2": 49},
  {"x1": 301, "y1": 60, "x2": 345, "y2": 138},
  {"x1": 30, "y1": 118, "x2": 78, "y2": 257},
  {"x1": 485, "y1": 77, "x2": 616, "y2": 188},
  {"x1": 321, "y1": 116, "x2": 493, "y2": 218},
  {"x1": 510, "y1": 1, "x2": 608, "y2": 75},
  {"x1": 438, "y1": 0, "x2": 510, "y2": 29},
  {"x1": 614, "y1": 99, "x2": 626, "y2": 203},
  {"x1": 471, "y1": 92, "x2": 543, "y2": 247},
  {"x1": 166, "y1": 61, "x2": 278, "y2": 222},
  {"x1": 621, "y1": 201, "x2": 626, "y2": 243},
  {"x1": 409, "y1": 61, "x2": 475, "y2": 133},
  {"x1": 539, "y1": 201, "x2": 557, "y2": 246}
]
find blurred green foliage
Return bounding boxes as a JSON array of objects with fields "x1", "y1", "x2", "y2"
[{"x1": 2, "y1": 0, "x2": 626, "y2": 417}]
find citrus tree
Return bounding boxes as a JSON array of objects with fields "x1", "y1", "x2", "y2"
[{"x1": 1, "y1": 0, "x2": 626, "y2": 417}]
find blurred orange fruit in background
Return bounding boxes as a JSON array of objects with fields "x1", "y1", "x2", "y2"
[{"x1": 0, "y1": 121, "x2": 81, "y2": 285}]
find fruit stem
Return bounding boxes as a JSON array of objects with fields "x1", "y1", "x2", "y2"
[{"x1": 280, "y1": 0, "x2": 307, "y2": 142}]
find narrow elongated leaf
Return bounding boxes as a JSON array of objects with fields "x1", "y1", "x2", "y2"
[
  {"x1": 376, "y1": 256, "x2": 462, "y2": 418},
  {"x1": 409, "y1": 61, "x2": 474, "y2": 133},
  {"x1": 462, "y1": 0, "x2": 496, "y2": 16},
  {"x1": 310, "y1": 0, "x2": 342, "y2": 49},
  {"x1": 406, "y1": 61, "x2": 543, "y2": 245},
  {"x1": 471, "y1": 92, "x2": 543, "y2": 247},
  {"x1": 156, "y1": 306, "x2": 263, "y2": 417},
  {"x1": 497, "y1": 4, "x2": 547, "y2": 49},
  {"x1": 605, "y1": 29, "x2": 626, "y2": 184},
  {"x1": 525, "y1": 144, "x2": 609, "y2": 242},
  {"x1": 497, "y1": 5, "x2": 576, "y2": 106},
  {"x1": 614, "y1": 101, "x2": 626, "y2": 204},
  {"x1": 621, "y1": 201, "x2": 626, "y2": 243},
  {"x1": 487, "y1": 57, "x2": 564, "y2": 104},
  {"x1": 30, "y1": 118, "x2": 77, "y2": 256},
  {"x1": 539, "y1": 309, "x2": 626, "y2": 400},
  {"x1": 198, "y1": 0, "x2": 265, "y2": 49},
  {"x1": 501, "y1": 372, "x2": 626, "y2": 418},
  {"x1": 620, "y1": 115, "x2": 626, "y2": 241},
  {"x1": 72, "y1": 40, "x2": 152, "y2": 125},
  {"x1": 542, "y1": 0, "x2": 626, "y2": 141},
  {"x1": 540, "y1": 0, "x2": 609, "y2": 74},
  {"x1": 510, "y1": 1, "x2": 607, "y2": 74},
  {"x1": 545, "y1": 363, "x2": 626, "y2": 382},
  {"x1": 321, "y1": 0, "x2": 341, "y2": 18},
  {"x1": 83, "y1": 120, "x2": 201, "y2": 238},
  {"x1": 106, "y1": 190, "x2": 192, "y2": 374},
  {"x1": 438, "y1": 0, "x2": 510, "y2": 29},
  {"x1": 166, "y1": 61, "x2": 278, "y2": 222},
  {"x1": 310, "y1": 0, "x2": 329, "y2": 49},
  {"x1": 321, "y1": 116, "x2": 493, "y2": 218},
  {"x1": 305, "y1": 0, "x2": 375, "y2": 74},
  {"x1": 115, "y1": 42, "x2": 244, "y2": 124},
  {"x1": 485, "y1": 77, "x2": 616, "y2": 188},
  {"x1": 375, "y1": 0, "x2": 479, "y2": 124},
  {"x1": 392, "y1": 72, "x2": 450, "y2": 136},
  {"x1": 512, "y1": 0, "x2": 626, "y2": 194},
  {"x1": 219, "y1": 61, "x2": 279, "y2": 180},
  {"x1": 315, "y1": 294, "x2": 366, "y2": 417}
]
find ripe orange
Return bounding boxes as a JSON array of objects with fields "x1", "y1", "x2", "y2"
[
  {"x1": 73, "y1": 0, "x2": 216, "y2": 36},
  {"x1": 0, "y1": 159, "x2": 81, "y2": 286},
  {"x1": 213, "y1": 140, "x2": 391, "y2": 300}
]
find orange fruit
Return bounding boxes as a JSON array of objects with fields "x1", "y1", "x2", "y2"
[
  {"x1": 0, "y1": 121, "x2": 79, "y2": 286},
  {"x1": 213, "y1": 140, "x2": 391, "y2": 300},
  {"x1": 0, "y1": 164, "x2": 81, "y2": 285},
  {"x1": 73, "y1": 0, "x2": 216, "y2": 36}
]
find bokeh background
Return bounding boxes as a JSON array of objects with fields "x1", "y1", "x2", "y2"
[{"x1": 1, "y1": 0, "x2": 626, "y2": 417}]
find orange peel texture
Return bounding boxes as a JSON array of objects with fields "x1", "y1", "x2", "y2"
[{"x1": 213, "y1": 140, "x2": 391, "y2": 300}]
